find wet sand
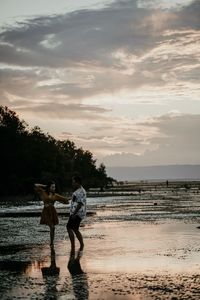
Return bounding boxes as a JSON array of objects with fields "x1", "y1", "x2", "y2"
[
  {"x1": 1, "y1": 219, "x2": 200, "y2": 299},
  {"x1": 1, "y1": 189, "x2": 200, "y2": 299}
]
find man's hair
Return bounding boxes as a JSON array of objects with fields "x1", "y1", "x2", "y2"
[{"x1": 73, "y1": 175, "x2": 82, "y2": 184}]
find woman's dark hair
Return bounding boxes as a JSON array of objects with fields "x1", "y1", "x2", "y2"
[
  {"x1": 73, "y1": 175, "x2": 82, "y2": 184},
  {"x1": 45, "y1": 181, "x2": 55, "y2": 194}
]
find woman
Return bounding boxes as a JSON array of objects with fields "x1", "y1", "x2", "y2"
[{"x1": 34, "y1": 181, "x2": 69, "y2": 247}]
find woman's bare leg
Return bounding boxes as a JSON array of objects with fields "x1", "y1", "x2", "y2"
[{"x1": 50, "y1": 226, "x2": 55, "y2": 246}]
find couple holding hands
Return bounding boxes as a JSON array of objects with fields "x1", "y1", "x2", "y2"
[{"x1": 34, "y1": 175, "x2": 86, "y2": 255}]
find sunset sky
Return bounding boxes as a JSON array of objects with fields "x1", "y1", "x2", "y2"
[{"x1": 0, "y1": 0, "x2": 199, "y2": 167}]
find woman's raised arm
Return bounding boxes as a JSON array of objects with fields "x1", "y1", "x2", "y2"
[{"x1": 34, "y1": 183, "x2": 46, "y2": 196}]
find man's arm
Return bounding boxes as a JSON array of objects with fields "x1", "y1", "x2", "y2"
[{"x1": 72, "y1": 202, "x2": 83, "y2": 216}]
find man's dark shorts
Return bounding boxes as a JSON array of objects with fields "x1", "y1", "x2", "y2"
[{"x1": 67, "y1": 215, "x2": 82, "y2": 231}]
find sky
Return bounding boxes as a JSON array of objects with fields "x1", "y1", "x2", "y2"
[{"x1": 0, "y1": 0, "x2": 199, "y2": 168}]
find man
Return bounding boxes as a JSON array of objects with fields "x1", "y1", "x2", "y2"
[{"x1": 67, "y1": 175, "x2": 86, "y2": 254}]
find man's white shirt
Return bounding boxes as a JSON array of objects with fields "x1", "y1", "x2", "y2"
[{"x1": 70, "y1": 186, "x2": 87, "y2": 219}]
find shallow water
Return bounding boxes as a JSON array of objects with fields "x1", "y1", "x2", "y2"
[{"x1": 1, "y1": 189, "x2": 200, "y2": 299}]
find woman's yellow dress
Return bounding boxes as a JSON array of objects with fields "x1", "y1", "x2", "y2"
[{"x1": 36, "y1": 187, "x2": 67, "y2": 226}]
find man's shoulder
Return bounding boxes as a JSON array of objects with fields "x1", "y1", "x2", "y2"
[
  {"x1": 75, "y1": 186, "x2": 86, "y2": 196},
  {"x1": 81, "y1": 186, "x2": 86, "y2": 193}
]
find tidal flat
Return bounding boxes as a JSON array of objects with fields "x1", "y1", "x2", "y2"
[{"x1": 1, "y1": 185, "x2": 200, "y2": 299}]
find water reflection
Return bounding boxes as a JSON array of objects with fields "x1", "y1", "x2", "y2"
[
  {"x1": 67, "y1": 251, "x2": 89, "y2": 300},
  {"x1": 41, "y1": 247, "x2": 60, "y2": 300},
  {"x1": 0, "y1": 260, "x2": 31, "y2": 273}
]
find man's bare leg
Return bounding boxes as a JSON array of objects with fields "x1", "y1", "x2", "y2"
[
  {"x1": 67, "y1": 228, "x2": 75, "y2": 253},
  {"x1": 74, "y1": 230, "x2": 84, "y2": 251}
]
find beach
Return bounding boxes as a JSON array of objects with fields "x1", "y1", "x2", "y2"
[{"x1": 1, "y1": 185, "x2": 200, "y2": 299}]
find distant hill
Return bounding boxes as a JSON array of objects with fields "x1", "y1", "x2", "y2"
[{"x1": 107, "y1": 165, "x2": 200, "y2": 181}]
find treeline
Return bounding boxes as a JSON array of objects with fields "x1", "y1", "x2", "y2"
[{"x1": 0, "y1": 106, "x2": 114, "y2": 196}]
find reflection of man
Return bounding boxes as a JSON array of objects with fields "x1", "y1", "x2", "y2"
[
  {"x1": 41, "y1": 248, "x2": 60, "y2": 300},
  {"x1": 67, "y1": 251, "x2": 89, "y2": 300},
  {"x1": 67, "y1": 175, "x2": 86, "y2": 254}
]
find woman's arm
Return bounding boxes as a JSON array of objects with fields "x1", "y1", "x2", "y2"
[
  {"x1": 34, "y1": 183, "x2": 46, "y2": 189},
  {"x1": 34, "y1": 183, "x2": 46, "y2": 197},
  {"x1": 55, "y1": 194, "x2": 70, "y2": 204}
]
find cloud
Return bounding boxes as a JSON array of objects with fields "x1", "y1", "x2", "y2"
[
  {"x1": 0, "y1": 0, "x2": 199, "y2": 105},
  {"x1": 102, "y1": 113, "x2": 200, "y2": 166},
  {"x1": 0, "y1": 0, "x2": 199, "y2": 167},
  {"x1": 15, "y1": 102, "x2": 110, "y2": 120},
  {"x1": 58, "y1": 112, "x2": 161, "y2": 157}
]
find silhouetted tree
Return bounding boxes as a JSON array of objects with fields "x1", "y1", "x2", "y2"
[{"x1": 0, "y1": 106, "x2": 112, "y2": 196}]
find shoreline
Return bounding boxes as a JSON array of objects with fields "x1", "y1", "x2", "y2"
[
  {"x1": 1, "y1": 179, "x2": 200, "y2": 200},
  {"x1": 0, "y1": 211, "x2": 96, "y2": 218}
]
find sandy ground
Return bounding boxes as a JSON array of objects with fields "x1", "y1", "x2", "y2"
[{"x1": 1, "y1": 216, "x2": 200, "y2": 300}]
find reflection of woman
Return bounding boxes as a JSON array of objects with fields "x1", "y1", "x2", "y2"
[
  {"x1": 42, "y1": 247, "x2": 60, "y2": 276},
  {"x1": 67, "y1": 251, "x2": 89, "y2": 300},
  {"x1": 42, "y1": 247, "x2": 60, "y2": 300},
  {"x1": 34, "y1": 181, "x2": 69, "y2": 247}
]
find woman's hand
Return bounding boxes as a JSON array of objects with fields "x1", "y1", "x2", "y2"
[{"x1": 34, "y1": 183, "x2": 46, "y2": 189}]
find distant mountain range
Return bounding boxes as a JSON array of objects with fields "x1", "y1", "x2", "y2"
[{"x1": 107, "y1": 165, "x2": 200, "y2": 181}]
